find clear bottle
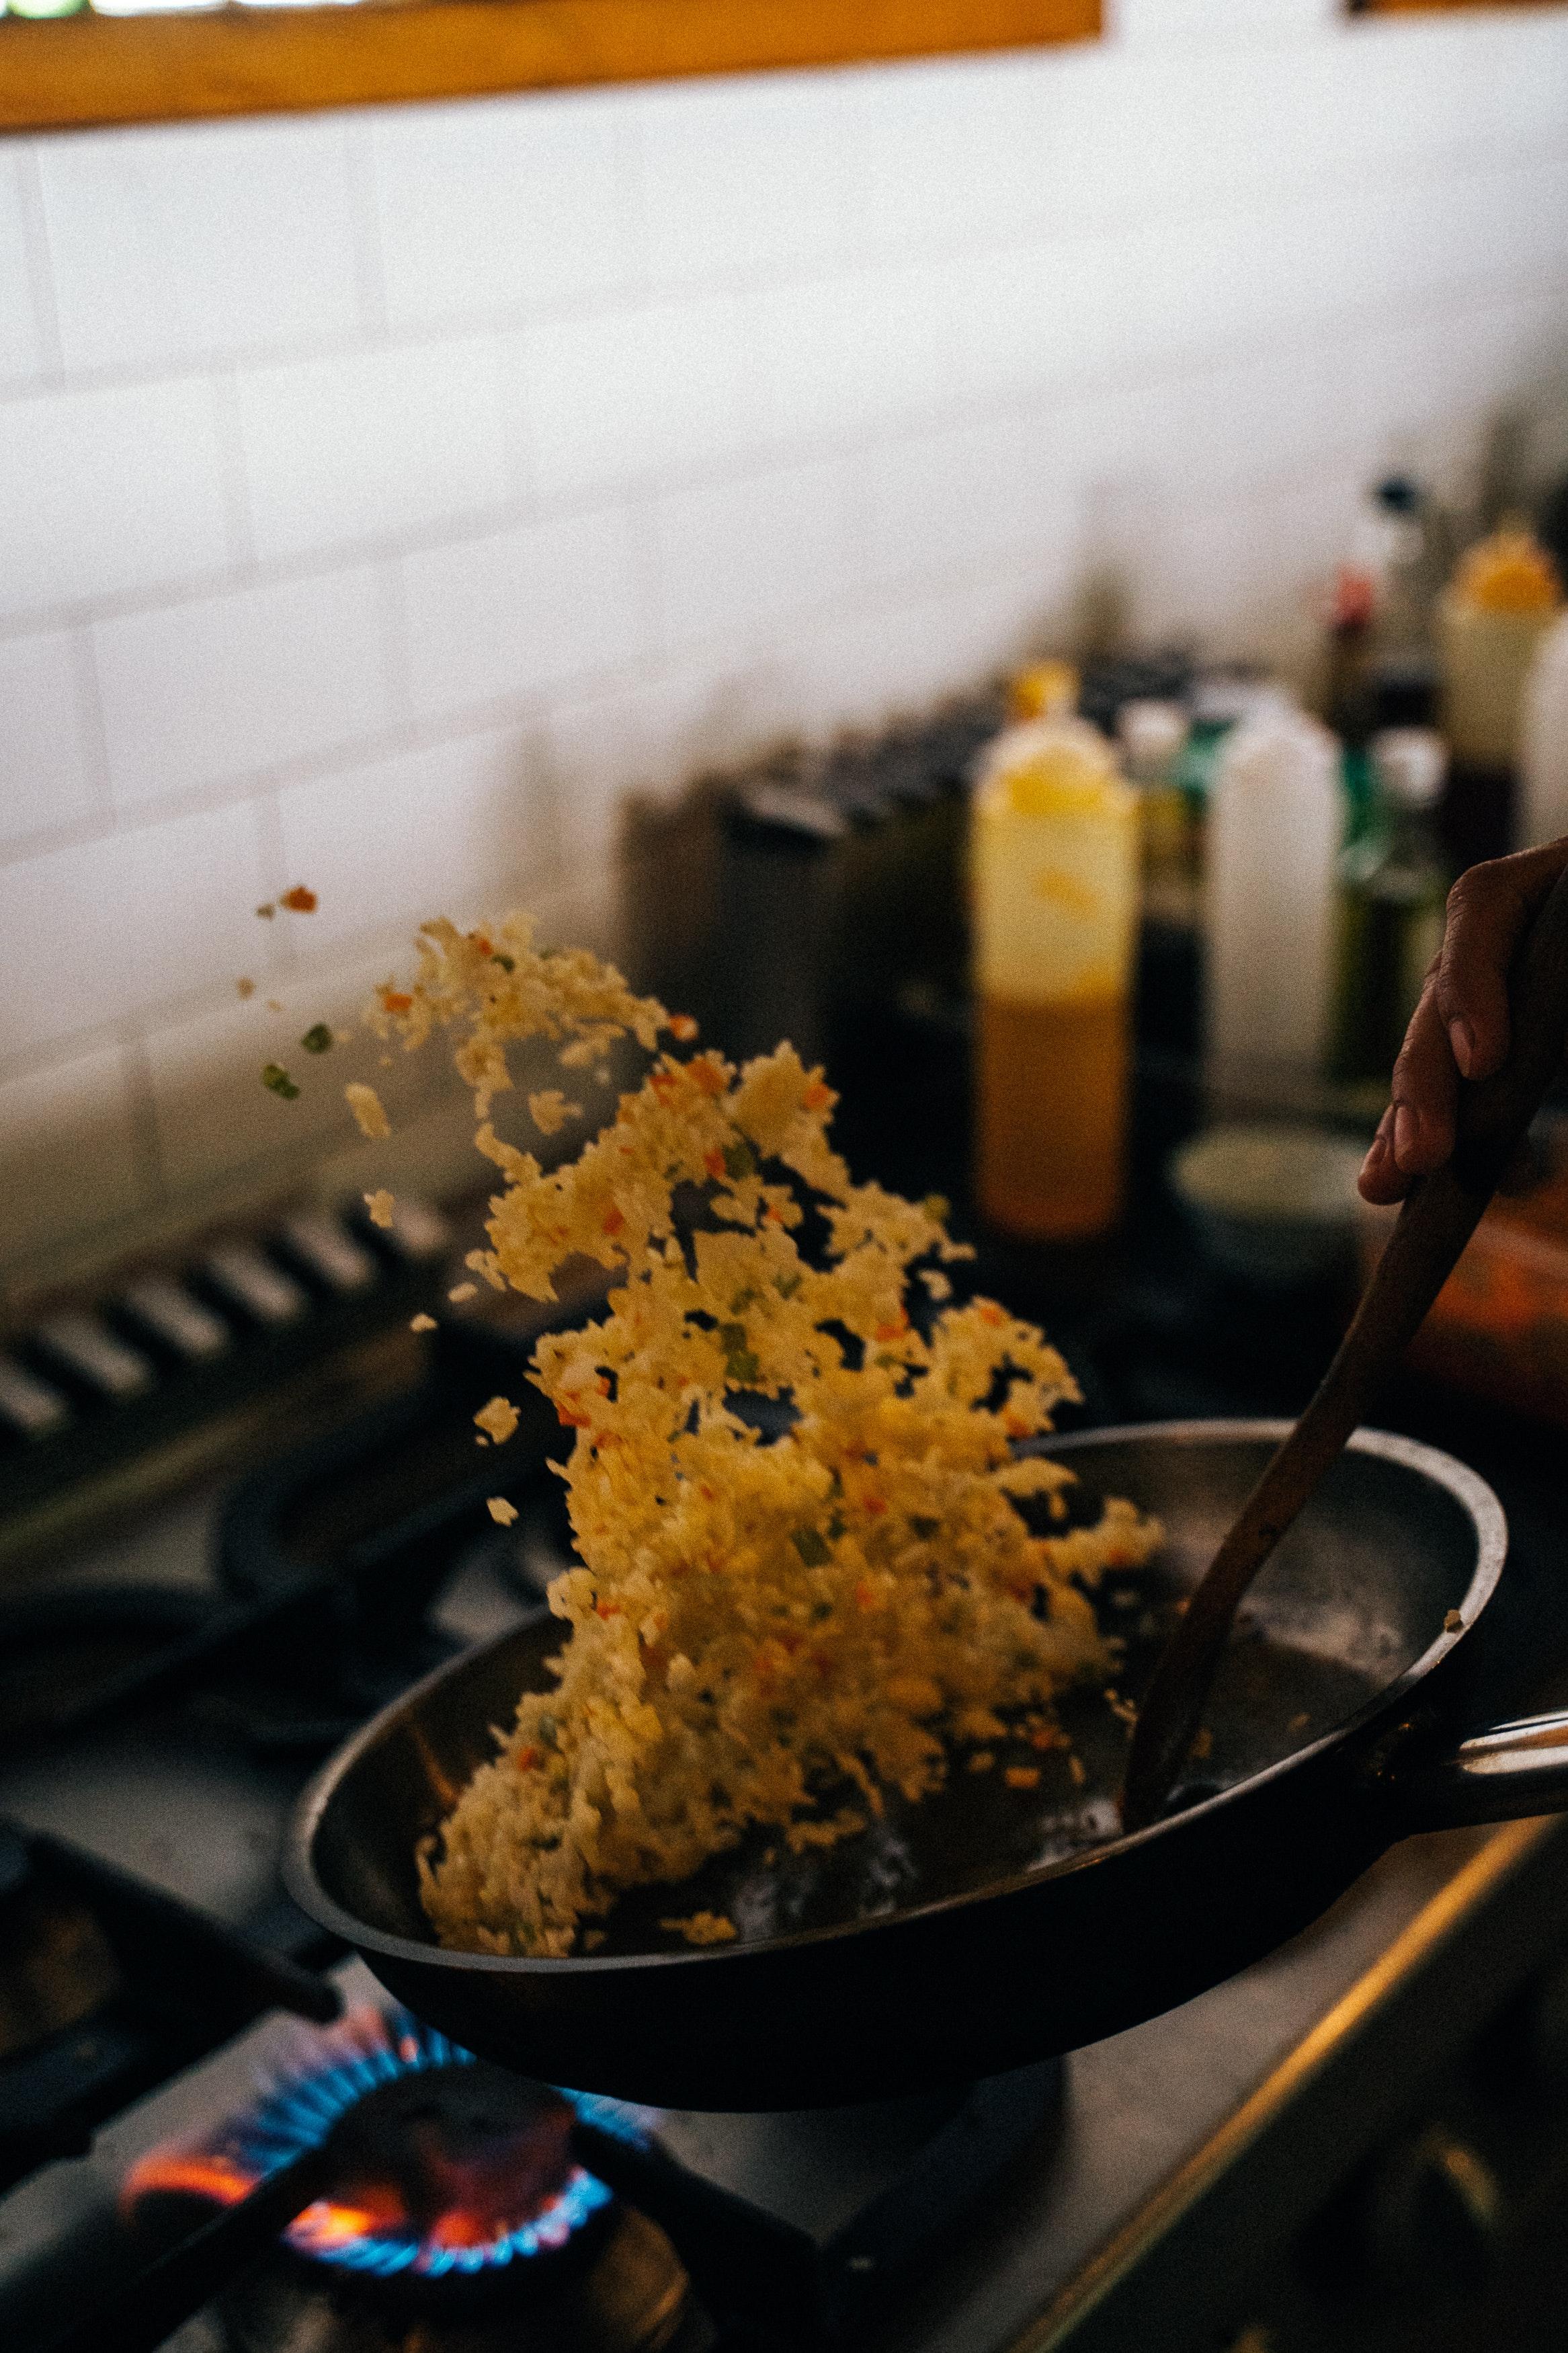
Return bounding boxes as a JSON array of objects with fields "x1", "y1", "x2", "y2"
[
  {"x1": 971, "y1": 718, "x2": 1138, "y2": 1240},
  {"x1": 1118, "y1": 698, "x2": 1194, "y2": 924},
  {"x1": 1206, "y1": 706, "x2": 1343, "y2": 1087},
  {"x1": 1520, "y1": 612, "x2": 1568, "y2": 848},
  {"x1": 1330, "y1": 729, "x2": 1450, "y2": 1089}
]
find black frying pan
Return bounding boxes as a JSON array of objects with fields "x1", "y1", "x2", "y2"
[{"x1": 286, "y1": 1421, "x2": 1568, "y2": 2111}]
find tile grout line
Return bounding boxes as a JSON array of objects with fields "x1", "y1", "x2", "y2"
[
  {"x1": 211, "y1": 364, "x2": 260, "y2": 577},
  {"x1": 14, "y1": 143, "x2": 63, "y2": 381},
  {"x1": 0, "y1": 116, "x2": 1563, "y2": 415},
  {"x1": 68, "y1": 623, "x2": 116, "y2": 821},
  {"x1": 0, "y1": 407, "x2": 1400, "y2": 939},
  {"x1": 0, "y1": 344, "x2": 1553, "y2": 887},
  {"x1": 2, "y1": 247, "x2": 1565, "y2": 653},
  {"x1": 344, "y1": 120, "x2": 391, "y2": 344},
  {"x1": 376, "y1": 556, "x2": 416, "y2": 733}
]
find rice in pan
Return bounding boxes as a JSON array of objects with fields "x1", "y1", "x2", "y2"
[{"x1": 360, "y1": 916, "x2": 1157, "y2": 1957}]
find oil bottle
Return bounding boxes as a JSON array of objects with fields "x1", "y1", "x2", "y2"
[
  {"x1": 1331, "y1": 727, "x2": 1450, "y2": 1092},
  {"x1": 971, "y1": 717, "x2": 1138, "y2": 1240}
]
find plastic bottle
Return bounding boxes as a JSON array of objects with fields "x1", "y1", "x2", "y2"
[
  {"x1": 1519, "y1": 611, "x2": 1568, "y2": 850},
  {"x1": 971, "y1": 718, "x2": 1139, "y2": 1240},
  {"x1": 1438, "y1": 523, "x2": 1563, "y2": 868},
  {"x1": 1331, "y1": 729, "x2": 1450, "y2": 1089},
  {"x1": 1206, "y1": 708, "x2": 1343, "y2": 1085}
]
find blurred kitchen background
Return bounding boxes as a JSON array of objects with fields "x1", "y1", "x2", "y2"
[
  {"x1": 12, "y1": 12, "x2": 1568, "y2": 2353},
  {"x1": 3, "y1": 0, "x2": 1568, "y2": 1306}
]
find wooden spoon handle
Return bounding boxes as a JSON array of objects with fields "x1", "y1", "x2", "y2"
[{"x1": 1121, "y1": 861, "x2": 1568, "y2": 1831}]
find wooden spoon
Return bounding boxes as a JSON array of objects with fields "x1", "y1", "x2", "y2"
[{"x1": 1121, "y1": 863, "x2": 1568, "y2": 1833}]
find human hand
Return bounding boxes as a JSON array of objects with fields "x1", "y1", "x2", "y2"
[{"x1": 1358, "y1": 838, "x2": 1568, "y2": 1205}]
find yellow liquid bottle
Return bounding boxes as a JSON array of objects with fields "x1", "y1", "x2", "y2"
[{"x1": 971, "y1": 719, "x2": 1138, "y2": 1240}]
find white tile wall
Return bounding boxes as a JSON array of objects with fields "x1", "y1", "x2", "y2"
[
  {"x1": 3, "y1": 0, "x2": 1567, "y2": 1289},
  {"x1": 520, "y1": 291, "x2": 760, "y2": 501},
  {"x1": 401, "y1": 504, "x2": 655, "y2": 717},
  {"x1": 0, "y1": 800, "x2": 269, "y2": 1062},
  {"x1": 93, "y1": 565, "x2": 400, "y2": 807},
  {"x1": 0, "y1": 630, "x2": 102, "y2": 846},
  {"x1": 369, "y1": 90, "x2": 638, "y2": 329},
  {"x1": 235, "y1": 336, "x2": 517, "y2": 565},
  {"x1": 274, "y1": 721, "x2": 556, "y2": 956},
  {"x1": 0, "y1": 376, "x2": 231, "y2": 620},
  {"x1": 0, "y1": 154, "x2": 46, "y2": 386},
  {"x1": 653, "y1": 457, "x2": 858, "y2": 651},
  {"x1": 36, "y1": 120, "x2": 364, "y2": 376},
  {"x1": 638, "y1": 73, "x2": 848, "y2": 286}
]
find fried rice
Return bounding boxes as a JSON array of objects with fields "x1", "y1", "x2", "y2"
[{"x1": 359, "y1": 915, "x2": 1157, "y2": 1958}]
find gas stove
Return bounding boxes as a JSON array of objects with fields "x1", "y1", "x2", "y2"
[{"x1": 7, "y1": 1187, "x2": 1568, "y2": 2353}]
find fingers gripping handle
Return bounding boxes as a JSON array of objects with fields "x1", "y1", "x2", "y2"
[
  {"x1": 1122, "y1": 867, "x2": 1568, "y2": 1832},
  {"x1": 1448, "y1": 862, "x2": 1568, "y2": 1191}
]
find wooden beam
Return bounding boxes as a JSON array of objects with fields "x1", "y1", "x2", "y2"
[{"x1": 0, "y1": 0, "x2": 1101, "y2": 136}]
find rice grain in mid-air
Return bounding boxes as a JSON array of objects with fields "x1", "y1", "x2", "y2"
[{"x1": 359, "y1": 916, "x2": 1157, "y2": 1958}]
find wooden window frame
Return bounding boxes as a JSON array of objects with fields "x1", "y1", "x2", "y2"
[{"x1": 0, "y1": 0, "x2": 1100, "y2": 136}]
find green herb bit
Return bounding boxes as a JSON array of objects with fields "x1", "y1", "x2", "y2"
[
  {"x1": 261, "y1": 1063, "x2": 300, "y2": 1101},
  {"x1": 776, "y1": 1272, "x2": 803, "y2": 1300},
  {"x1": 716, "y1": 1320, "x2": 760, "y2": 1382},
  {"x1": 722, "y1": 1139, "x2": 757, "y2": 1181},
  {"x1": 792, "y1": 1527, "x2": 831, "y2": 1567},
  {"x1": 491, "y1": 951, "x2": 516, "y2": 971},
  {"x1": 298, "y1": 1023, "x2": 333, "y2": 1055}
]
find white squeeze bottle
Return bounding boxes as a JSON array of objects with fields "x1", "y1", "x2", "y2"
[
  {"x1": 1519, "y1": 611, "x2": 1568, "y2": 849},
  {"x1": 1206, "y1": 706, "x2": 1342, "y2": 1082}
]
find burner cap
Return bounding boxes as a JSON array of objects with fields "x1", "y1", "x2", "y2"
[{"x1": 320, "y1": 2064, "x2": 577, "y2": 2251}]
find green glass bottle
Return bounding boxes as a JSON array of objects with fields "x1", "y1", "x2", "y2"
[{"x1": 1331, "y1": 728, "x2": 1450, "y2": 1092}]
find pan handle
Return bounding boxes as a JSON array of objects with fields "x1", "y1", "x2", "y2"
[{"x1": 1374, "y1": 1710, "x2": 1568, "y2": 1830}]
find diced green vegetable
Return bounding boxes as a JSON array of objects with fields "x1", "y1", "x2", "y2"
[{"x1": 717, "y1": 1321, "x2": 761, "y2": 1384}]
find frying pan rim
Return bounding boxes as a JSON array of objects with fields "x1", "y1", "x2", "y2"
[{"x1": 284, "y1": 1419, "x2": 1506, "y2": 1977}]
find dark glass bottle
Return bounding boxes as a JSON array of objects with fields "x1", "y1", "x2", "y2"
[{"x1": 1331, "y1": 729, "x2": 1450, "y2": 1090}]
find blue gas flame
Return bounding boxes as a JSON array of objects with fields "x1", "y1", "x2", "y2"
[{"x1": 136, "y1": 2004, "x2": 655, "y2": 2282}]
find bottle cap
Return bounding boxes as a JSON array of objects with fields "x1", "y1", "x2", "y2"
[
  {"x1": 1450, "y1": 525, "x2": 1563, "y2": 617},
  {"x1": 1371, "y1": 727, "x2": 1447, "y2": 810},
  {"x1": 1117, "y1": 699, "x2": 1188, "y2": 783},
  {"x1": 1007, "y1": 660, "x2": 1078, "y2": 723}
]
